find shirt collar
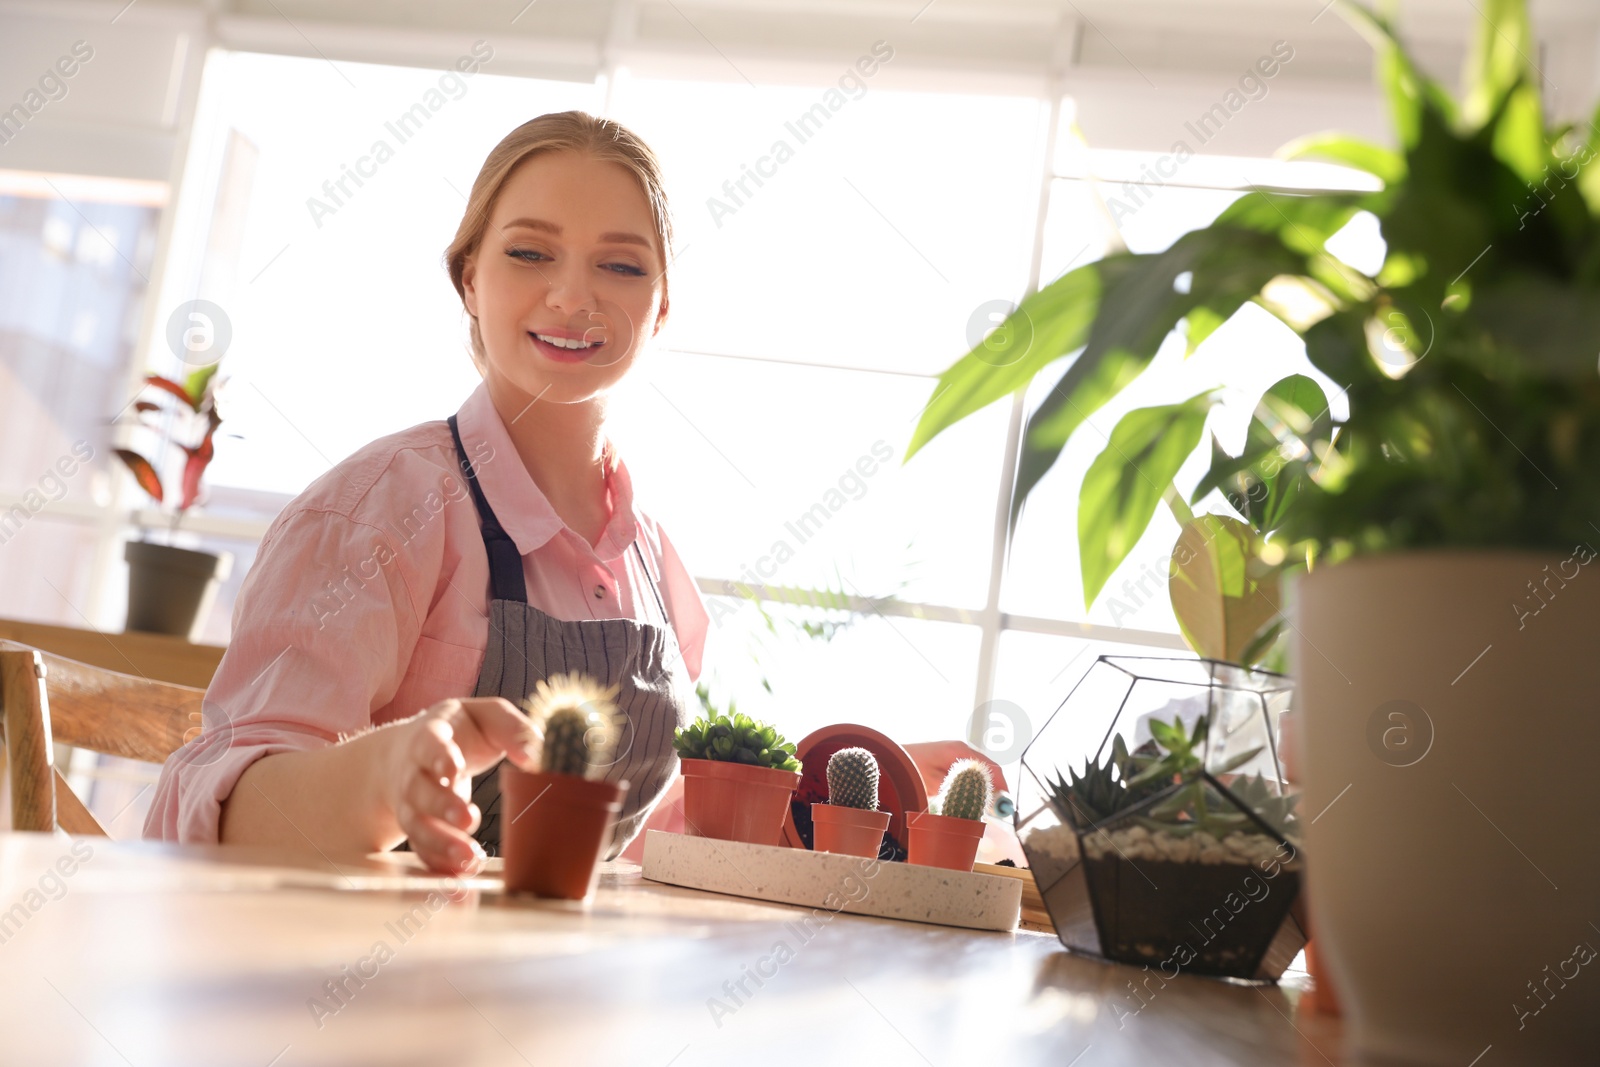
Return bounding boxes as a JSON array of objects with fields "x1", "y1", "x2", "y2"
[{"x1": 455, "y1": 382, "x2": 639, "y2": 561}]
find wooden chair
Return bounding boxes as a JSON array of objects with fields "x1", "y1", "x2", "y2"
[{"x1": 0, "y1": 640, "x2": 206, "y2": 834}]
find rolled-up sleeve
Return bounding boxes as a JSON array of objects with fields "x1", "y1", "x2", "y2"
[{"x1": 142, "y1": 505, "x2": 421, "y2": 843}]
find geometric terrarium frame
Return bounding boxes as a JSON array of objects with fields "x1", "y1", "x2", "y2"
[{"x1": 1016, "y1": 656, "x2": 1306, "y2": 982}]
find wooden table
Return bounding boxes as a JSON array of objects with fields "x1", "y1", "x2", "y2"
[{"x1": 0, "y1": 833, "x2": 1343, "y2": 1066}]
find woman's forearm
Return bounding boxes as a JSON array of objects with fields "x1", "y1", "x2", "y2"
[{"x1": 218, "y1": 721, "x2": 407, "y2": 854}]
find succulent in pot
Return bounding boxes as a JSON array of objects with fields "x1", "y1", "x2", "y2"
[
  {"x1": 1025, "y1": 683, "x2": 1304, "y2": 983},
  {"x1": 810, "y1": 747, "x2": 891, "y2": 858},
  {"x1": 906, "y1": 759, "x2": 991, "y2": 872},
  {"x1": 673, "y1": 702, "x2": 801, "y2": 845},
  {"x1": 500, "y1": 673, "x2": 627, "y2": 900}
]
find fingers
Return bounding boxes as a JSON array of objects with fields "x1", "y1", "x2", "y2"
[
  {"x1": 394, "y1": 696, "x2": 541, "y2": 874},
  {"x1": 398, "y1": 742, "x2": 482, "y2": 873},
  {"x1": 402, "y1": 802, "x2": 483, "y2": 875},
  {"x1": 437, "y1": 697, "x2": 542, "y2": 773},
  {"x1": 404, "y1": 759, "x2": 476, "y2": 833}
]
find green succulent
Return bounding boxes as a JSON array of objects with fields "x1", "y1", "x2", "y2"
[
  {"x1": 1046, "y1": 734, "x2": 1152, "y2": 828},
  {"x1": 673, "y1": 705, "x2": 800, "y2": 773},
  {"x1": 826, "y1": 747, "x2": 880, "y2": 810},
  {"x1": 1047, "y1": 713, "x2": 1290, "y2": 840}
]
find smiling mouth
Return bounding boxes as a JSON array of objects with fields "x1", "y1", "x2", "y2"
[{"x1": 529, "y1": 332, "x2": 604, "y2": 361}]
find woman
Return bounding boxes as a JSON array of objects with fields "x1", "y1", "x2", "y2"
[{"x1": 144, "y1": 111, "x2": 705, "y2": 876}]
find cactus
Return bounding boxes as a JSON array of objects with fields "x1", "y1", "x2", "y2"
[
  {"x1": 826, "y1": 748, "x2": 880, "y2": 810},
  {"x1": 523, "y1": 672, "x2": 621, "y2": 780},
  {"x1": 939, "y1": 759, "x2": 992, "y2": 821}
]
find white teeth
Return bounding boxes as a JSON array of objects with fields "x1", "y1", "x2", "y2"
[{"x1": 533, "y1": 333, "x2": 598, "y2": 350}]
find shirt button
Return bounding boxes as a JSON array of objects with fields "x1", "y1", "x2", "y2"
[{"x1": 594, "y1": 583, "x2": 606, "y2": 599}]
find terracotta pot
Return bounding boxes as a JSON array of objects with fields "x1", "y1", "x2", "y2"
[
  {"x1": 499, "y1": 765, "x2": 626, "y2": 900},
  {"x1": 905, "y1": 810, "x2": 985, "y2": 871},
  {"x1": 680, "y1": 759, "x2": 800, "y2": 845},
  {"x1": 810, "y1": 803, "x2": 890, "y2": 858},
  {"x1": 779, "y1": 723, "x2": 927, "y2": 855},
  {"x1": 1293, "y1": 551, "x2": 1600, "y2": 1065}
]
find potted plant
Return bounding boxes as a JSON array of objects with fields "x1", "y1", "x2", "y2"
[
  {"x1": 1023, "y1": 678, "x2": 1305, "y2": 982},
  {"x1": 112, "y1": 366, "x2": 231, "y2": 639},
  {"x1": 906, "y1": 759, "x2": 991, "y2": 871},
  {"x1": 673, "y1": 703, "x2": 801, "y2": 845},
  {"x1": 911, "y1": 0, "x2": 1600, "y2": 1057},
  {"x1": 500, "y1": 673, "x2": 627, "y2": 900},
  {"x1": 810, "y1": 747, "x2": 891, "y2": 858}
]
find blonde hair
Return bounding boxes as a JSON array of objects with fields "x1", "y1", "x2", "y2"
[{"x1": 444, "y1": 111, "x2": 674, "y2": 371}]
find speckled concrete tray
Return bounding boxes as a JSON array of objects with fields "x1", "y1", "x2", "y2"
[{"x1": 640, "y1": 830, "x2": 1020, "y2": 933}]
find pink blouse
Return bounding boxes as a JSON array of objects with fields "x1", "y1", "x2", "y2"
[{"x1": 143, "y1": 382, "x2": 710, "y2": 844}]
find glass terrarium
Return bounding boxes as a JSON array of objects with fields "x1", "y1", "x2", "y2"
[{"x1": 1016, "y1": 656, "x2": 1305, "y2": 982}]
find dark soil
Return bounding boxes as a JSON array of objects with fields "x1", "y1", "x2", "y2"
[{"x1": 1080, "y1": 852, "x2": 1303, "y2": 980}]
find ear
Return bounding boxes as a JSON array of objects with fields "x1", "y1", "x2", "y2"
[
  {"x1": 461, "y1": 255, "x2": 478, "y2": 318},
  {"x1": 651, "y1": 292, "x2": 669, "y2": 337}
]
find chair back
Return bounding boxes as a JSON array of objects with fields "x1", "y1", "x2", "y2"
[{"x1": 0, "y1": 640, "x2": 206, "y2": 834}]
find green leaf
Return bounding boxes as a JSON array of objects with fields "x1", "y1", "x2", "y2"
[
  {"x1": 1278, "y1": 131, "x2": 1404, "y2": 185},
  {"x1": 1168, "y1": 515, "x2": 1283, "y2": 664},
  {"x1": 1461, "y1": 0, "x2": 1537, "y2": 135},
  {"x1": 1467, "y1": 278, "x2": 1600, "y2": 378},
  {"x1": 184, "y1": 364, "x2": 220, "y2": 409},
  {"x1": 1214, "y1": 190, "x2": 1364, "y2": 258},
  {"x1": 1216, "y1": 745, "x2": 1266, "y2": 775},
  {"x1": 1338, "y1": 3, "x2": 1457, "y2": 150},
  {"x1": 906, "y1": 261, "x2": 1109, "y2": 462},
  {"x1": 1147, "y1": 718, "x2": 1182, "y2": 748},
  {"x1": 1183, "y1": 305, "x2": 1228, "y2": 356},
  {"x1": 1079, "y1": 389, "x2": 1219, "y2": 606},
  {"x1": 1237, "y1": 618, "x2": 1287, "y2": 670},
  {"x1": 1016, "y1": 229, "x2": 1303, "y2": 540}
]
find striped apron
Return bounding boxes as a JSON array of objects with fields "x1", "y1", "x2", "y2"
[{"x1": 447, "y1": 414, "x2": 688, "y2": 860}]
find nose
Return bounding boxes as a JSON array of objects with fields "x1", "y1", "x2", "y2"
[{"x1": 543, "y1": 259, "x2": 598, "y2": 318}]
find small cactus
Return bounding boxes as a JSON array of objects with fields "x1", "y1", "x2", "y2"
[
  {"x1": 939, "y1": 759, "x2": 992, "y2": 822},
  {"x1": 826, "y1": 748, "x2": 880, "y2": 810},
  {"x1": 523, "y1": 672, "x2": 621, "y2": 780}
]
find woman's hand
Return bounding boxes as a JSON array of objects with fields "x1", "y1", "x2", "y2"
[{"x1": 384, "y1": 697, "x2": 540, "y2": 875}]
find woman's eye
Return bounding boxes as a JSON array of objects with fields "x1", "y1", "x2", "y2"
[
  {"x1": 506, "y1": 248, "x2": 547, "y2": 263},
  {"x1": 603, "y1": 262, "x2": 647, "y2": 277}
]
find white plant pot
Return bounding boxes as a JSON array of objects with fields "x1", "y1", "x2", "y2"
[{"x1": 1291, "y1": 550, "x2": 1600, "y2": 1065}]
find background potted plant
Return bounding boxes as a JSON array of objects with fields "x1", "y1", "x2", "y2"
[
  {"x1": 910, "y1": 0, "x2": 1599, "y2": 1058},
  {"x1": 501, "y1": 673, "x2": 626, "y2": 901},
  {"x1": 112, "y1": 365, "x2": 231, "y2": 639},
  {"x1": 810, "y1": 747, "x2": 891, "y2": 858},
  {"x1": 907, "y1": 759, "x2": 991, "y2": 871},
  {"x1": 673, "y1": 702, "x2": 801, "y2": 845}
]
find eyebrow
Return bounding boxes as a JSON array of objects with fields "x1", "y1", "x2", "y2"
[{"x1": 502, "y1": 217, "x2": 653, "y2": 250}]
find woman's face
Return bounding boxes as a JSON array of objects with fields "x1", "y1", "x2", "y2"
[{"x1": 462, "y1": 150, "x2": 668, "y2": 405}]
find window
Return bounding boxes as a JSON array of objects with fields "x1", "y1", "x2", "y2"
[{"x1": 139, "y1": 49, "x2": 1382, "y2": 792}]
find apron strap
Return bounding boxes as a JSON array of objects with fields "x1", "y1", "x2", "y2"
[
  {"x1": 632, "y1": 540, "x2": 670, "y2": 629},
  {"x1": 448, "y1": 414, "x2": 527, "y2": 604}
]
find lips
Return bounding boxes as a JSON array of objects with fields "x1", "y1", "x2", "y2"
[{"x1": 528, "y1": 331, "x2": 604, "y2": 363}]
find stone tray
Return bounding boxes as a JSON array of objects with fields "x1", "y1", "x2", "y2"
[{"x1": 640, "y1": 830, "x2": 1021, "y2": 933}]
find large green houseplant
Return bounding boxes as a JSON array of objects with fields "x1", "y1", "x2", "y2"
[{"x1": 910, "y1": 1, "x2": 1599, "y2": 1062}]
